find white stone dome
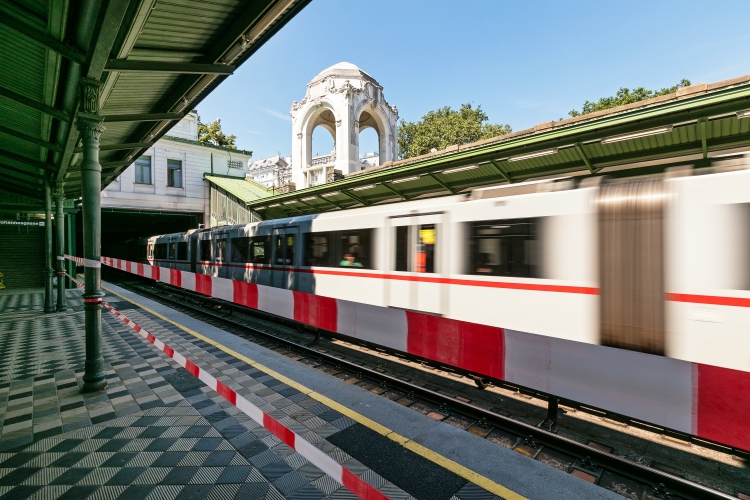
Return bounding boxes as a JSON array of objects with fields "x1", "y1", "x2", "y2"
[{"x1": 310, "y1": 61, "x2": 375, "y2": 84}]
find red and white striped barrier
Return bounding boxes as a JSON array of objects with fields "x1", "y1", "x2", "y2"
[
  {"x1": 69, "y1": 256, "x2": 750, "y2": 452},
  {"x1": 63, "y1": 270, "x2": 388, "y2": 500}
]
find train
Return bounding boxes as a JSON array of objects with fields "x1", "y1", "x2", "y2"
[{"x1": 120, "y1": 158, "x2": 750, "y2": 452}]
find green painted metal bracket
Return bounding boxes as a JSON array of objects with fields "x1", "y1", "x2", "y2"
[
  {"x1": 0, "y1": 85, "x2": 70, "y2": 122},
  {"x1": 0, "y1": 147, "x2": 56, "y2": 171},
  {"x1": 105, "y1": 60, "x2": 235, "y2": 75},
  {"x1": 292, "y1": 198, "x2": 321, "y2": 213},
  {"x1": 699, "y1": 117, "x2": 708, "y2": 159},
  {"x1": 427, "y1": 172, "x2": 456, "y2": 193},
  {"x1": 488, "y1": 160, "x2": 513, "y2": 183},
  {"x1": 574, "y1": 142, "x2": 596, "y2": 174},
  {"x1": 0, "y1": 124, "x2": 62, "y2": 153},
  {"x1": 102, "y1": 113, "x2": 186, "y2": 122},
  {"x1": 319, "y1": 195, "x2": 346, "y2": 210},
  {"x1": 340, "y1": 189, "x2": 370, "y2": 206},
  {"x1": 381, "y1": 182, "x2": 407, "y2": 200},
  {"x1": 74, "y1": 142, "x2": 152, "y2": 153},
  {"x1": 0, "y1": 8, "x2": 87, "y2": 64}
]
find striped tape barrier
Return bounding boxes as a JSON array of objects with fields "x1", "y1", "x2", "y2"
[{"x1": 63, "y1": 271, "x2": 389, "y2": 499}]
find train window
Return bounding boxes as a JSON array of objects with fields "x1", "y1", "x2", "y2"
[
  {"x1": 200, "y1": 240, "x2": 211, "y2": 261},
  {"x1": 304, "y1": 232, "x2": 334, "y2": 267},
  {"x1": 275, "y1": 236, "x2": 284, "y2": 265},
  {"x1": 154, "y1": 243, "x2": 167, "y2": 260},
  {"x1": 417, "y1": 225, "x2": 437, "y2": 273},
  {"x1": 303, "y1": 229, "x2": 373, "y2": 269},
  {"x1": 177, "y1": 242, "x2": 187, "y2": 261},
  {"x1": 468, "y1": 218, "x2": 539, "y2": 278},
  {"x1": 148, "y1": 244, "x2": 153, "y2": 259},
  {"x1": 231, "y1": 236, "x2": 271, "y2": 264},
  {"x1": 339, "y1": 229, "x2": 370, "y2": 268},
  {"x1": 394, "y1": 226, "x2": 408, "y2": 271},
  {"x1": 286, "y1": 235, "x2": 295, "y2": 265},
  {"x1": 169, "y1": 242, "x2": 176, "y2": 260},
  {"x1": 217, "y1": 238, "x2": 227, "y2": 261}
]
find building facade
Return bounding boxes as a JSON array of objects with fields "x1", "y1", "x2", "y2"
[
  {"x1": 101, "y1": 112, "x2": 253, "y2": 225},
  {"x1": 246, "y1": 155, "x2": 292, "y2": 189}
]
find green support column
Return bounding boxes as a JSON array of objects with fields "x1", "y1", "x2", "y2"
[
  {"x1": 77, "y1": 78, "x2": 107, "y2": 392},
  {"x1": 44, "y1": 177, "x2": 55, "y2": 313},
  {"x1": 66, "y1": 213, "x2": 76, "y2": 288},
  {"x1": 54, "y1": 182, "x2": 66, "y2": 311}
]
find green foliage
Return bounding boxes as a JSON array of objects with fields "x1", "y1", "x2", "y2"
[
  {"x1": 196, "y1": 112, "x2": 237, "y2": 149},
  {"x1": 398, "y1": 103, "x2": 511, "y2": 159},
  {"x1": 568, "y1": 79, "x2": 691, "y2": 117}
]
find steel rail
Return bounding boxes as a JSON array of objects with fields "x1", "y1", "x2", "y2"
[{"x1": 123, "y1": 279, "x2": 735, "y2": 500}]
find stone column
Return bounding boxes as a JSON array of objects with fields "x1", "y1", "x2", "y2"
[
  {"x1": 54, "y1": 181, "x2": 66, "y2": 311},
  {"x1": 66, "y1": 213, "x2": 76, "y2": 288},
  {"x1": 77, "y1": 78, "x2": 107, "y2": 392},
  {"x1": 44, "y1": 177, "x2": 55, "y2": 313}
]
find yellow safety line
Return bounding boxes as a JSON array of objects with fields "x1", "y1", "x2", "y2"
[{"x1": 102, "y1": 284, "x2": 527, "y2": 500}]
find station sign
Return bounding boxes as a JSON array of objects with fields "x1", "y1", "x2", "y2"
[{"x1": 0, "y1": 220, "x2": 45, "y2": 226}]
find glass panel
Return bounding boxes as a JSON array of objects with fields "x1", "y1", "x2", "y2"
[
  {"x1": 167, "y1": 159, "x2": 182, "y2": 188},
  {"x1": 304, "y1": 232, "x2": 334, "y2": 267},
  {"x1": 200, "y1": 240, "x2": 211, "y2": 261},
  {"x1": 135, "y1": 156, "x2": 151, "y2": 184},
  {"x1": 275, "y1": 235, "x2": 284, "y2": 265},
  {"x1": 339, "y1": 229, "x2": 371, "y2": 268},
  {"x1": 416, "y1": 224, "x2": 436, "y2": 273},
  {"x1": 231, "y1": 237, "x2": 250, "y2": 262},
  {"x1": 469, "y1": 219, "x2": 538, "y2": 277},
  {"x1": 285, "y1": 234, "x2": 295, "y2": 265},
  {"x1": 252, "y1": 236, "x2": 271, "y2": 264},
  {"x1": 169, "y1": 242, "x2": 176, "y2": 260},
  {"x1": 395, "y1": 226, "x2": 408, "y2": 271},
  {"x1": 217, "y1": 239, "x2": 227, "y2": 261},
  {"x1": 177, "y1": 242, "x2": 188, "y2": 260},
  {"x1": 154, "y1": 243, "x2": 167, "y2": 260}
]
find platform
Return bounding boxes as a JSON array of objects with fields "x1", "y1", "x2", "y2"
[{"x1": 0, "y1": 285, "x2": 618, "y2": 500}]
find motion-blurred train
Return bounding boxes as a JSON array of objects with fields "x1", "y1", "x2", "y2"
[
  {"x1": 120, "y1": 159, "x2": 750, "y2": 450},
  {"x1": 127, "y1": 160, "x2": 750, "y2": 373}
]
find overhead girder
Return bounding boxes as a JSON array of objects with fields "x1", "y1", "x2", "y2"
[
  {"x1": 105, "y1": 60, "x2": 235, "y2": 74},
  {"x1": 0, "y1": 124, "x2": 62, "y2": 153},
  {"x1": 0, "y1": 85, "x2": 70, "y2": 122},
  {"x1": 0, "y1": 147, "x2": 56, "y2": 171}
]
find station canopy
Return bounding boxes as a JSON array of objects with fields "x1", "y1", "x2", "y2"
[
  {"x1": 0, "y1": 0, "x2": 310, "y2": 211},
  {"x1": 249, "y1": 76, "x2": 750, "y2": 220}
]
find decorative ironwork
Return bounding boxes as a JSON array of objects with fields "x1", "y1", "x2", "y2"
[{"x1": 79, "y1": 78, "x2": 102, "y2": 115}]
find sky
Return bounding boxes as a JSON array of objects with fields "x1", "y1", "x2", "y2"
[{"x1": 196, "y1": 0, "x2": 750, "y2": 161}]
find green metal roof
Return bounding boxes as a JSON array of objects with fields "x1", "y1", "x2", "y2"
[
  {"x1": 0, "y1": 0, "x2": 310, "y2": 205},
  {"x1": 249, "y1": 76, "x2": 750, "y2": 220},
  {"x1": 205, "y1": 174, "x2": 273, "y2": 203}
]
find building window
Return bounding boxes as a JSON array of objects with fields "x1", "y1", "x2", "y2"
[
  {"x1": 167, "y1": 159, "x2": 183, "y2": 188},
  {"x1": 135, "y1": 156, "x2": 151, "y2": 184}
]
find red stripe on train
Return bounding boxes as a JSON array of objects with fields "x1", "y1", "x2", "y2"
[
  {"x1": 195, "y1": 274, "x2": 212, "y2": 296},
  {"x1": 406, "y1": 313, "x2": 505, "y2": 380},
  {"x1": 293, "y1": 292, "x2": 337, "y2": 331},
  {"x1": 667, "y1": 293, "x2": 750, "y2": 308},
  {"x1": 695, "y1": 364, "x2": 750, "y2": 450},
  {"x1": 233, "y1": 281, "x2": 259, "y2": 309}
]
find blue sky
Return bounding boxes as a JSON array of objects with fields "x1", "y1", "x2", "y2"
[{"x1": 197, "y1": 0, "x2": 750, "y2": 160}]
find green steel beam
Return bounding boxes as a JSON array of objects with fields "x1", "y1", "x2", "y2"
[
  {"x1": 426, "y1": 172, "x2": 456, "y2": 194},
  {"x1": 488, "y1": 160, "x2": 513, "y2": 183},
  {"x1": 318, "y1": 195, "x2": 346, "y2": 210},
  {"x1": 105, "y1": 60, "x2": 235, "y2": 74},
  {"x1": 102, "y1": 113, "x2": 185, "y2": 122},
  {"x1": 0, "y1": 85, "x2": 70, "y2": 122},
  {"x1": 0, "y1": 4, "x2": 87, "y2": 64},
  {"x1": 574, "y1": 142, "x2": 596, "y2": 174},
  {"x1": 340, "y1": 189, "x2": 370, "y2": 206},
  {"x1": 74, "y1": 142, "x2": 152, "y2": 153},
  {"x1": 0, "y1": 174, "x2": 44, "y2": 194},
  {"x1": 699, "y1": 117, "x2": 708, "y2": 159},
  {"x1": 0, "y1": 124, "x2": 62, "y2": 152},
  {"x1": 380, "y1": 182, "x2": 407, "y2": 200},
  {"x1": 0, "y1": 147, "x2": 56, "y2": 171},
  {"x1": 0, "y1": 164, "x2": 44, "y2": 183}
]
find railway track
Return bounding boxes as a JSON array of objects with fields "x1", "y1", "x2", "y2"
[{"x1": 112, "y1": 276, "x2": 744, "y2": 500}]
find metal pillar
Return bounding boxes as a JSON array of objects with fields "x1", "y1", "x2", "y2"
[
  {"x1": 66, "y1": 213, "x2": 77, "y2": 288},
  {"x1": 44, "y1": 177, "x2": 55, "y2": 313},
  {"x1": 77, "y1": 78, "x2": 107, "y2": 392},
  {"x1": 54, "y1": 182, "x2": 66, "y2": 311}
]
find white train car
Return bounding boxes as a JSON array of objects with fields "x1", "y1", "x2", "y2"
[{"x1": 129, "y1": 162, "x2": 750, "y2": 452}]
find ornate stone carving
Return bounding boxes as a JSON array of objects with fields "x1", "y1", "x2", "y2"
[
  {"x1": 76, "y1": 119, "x2": 105, "y2": 141},
  {"x1": 79, "y1": 78, "x2": 102, "y2": 115}
]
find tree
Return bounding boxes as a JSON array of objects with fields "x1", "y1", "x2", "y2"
[
  {"x1": 568, "y1": 79, "x2": 691, "y2": 117},
  {"x1": 196, "y1": 112, "x2": 237, "y2": 149},
  {"x1": 398, "y1": 103, "x2": 511, "y2": 159}
]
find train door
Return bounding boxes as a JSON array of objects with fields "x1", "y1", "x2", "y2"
[
  {"x1": 272, "y1": 226, "x2": 298, "y2": 289},
  {"x1": 598, "y1": 179, "x2": 667, "y2": 355},
  {"x1": 388, "y1": 213, "x2": 443, "y2": 315},
  {"x1": 214, "y1": 235, "x2": 228, "y2": 278},
  {"x1": 167, "y1": 238, "x2": 177, "y2": 269}
]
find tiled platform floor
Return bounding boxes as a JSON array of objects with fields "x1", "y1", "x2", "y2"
[{"x1": 0, "y1": 288, "x2": 500, "y2": 500}]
